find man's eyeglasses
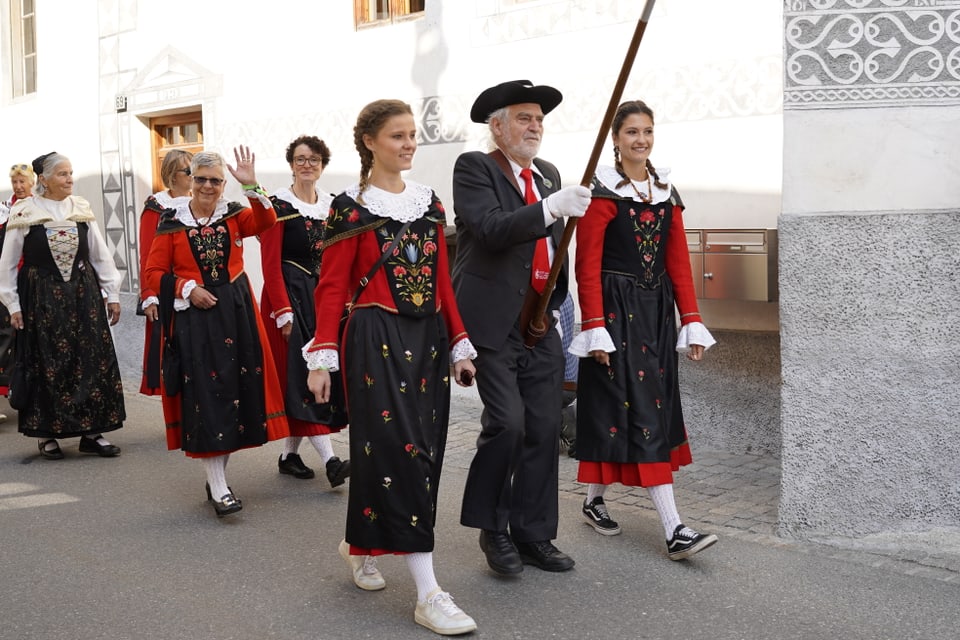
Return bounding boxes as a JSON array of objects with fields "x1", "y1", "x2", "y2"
[
  {"x1": 193, "y1": 176, "x2": 225, "y2": 187},
  {"x1": 293, "y1": 156, "x2": 323, "y2": 167}
]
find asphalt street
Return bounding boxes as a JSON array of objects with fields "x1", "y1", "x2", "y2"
[{"x1": 0, "y1": 304, "x2": 958, "y2": 639}]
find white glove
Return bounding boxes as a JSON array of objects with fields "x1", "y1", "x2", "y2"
[{"x1": 544, "y1": 185, "x2": 591, "y2": 219}]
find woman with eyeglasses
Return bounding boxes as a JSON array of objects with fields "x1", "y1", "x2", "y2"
[
  {"x1": 143, "y1": 148, "x2": 289, "y2": 517},
  {"x1": 0, "y1": 152, "x2": 125, "y2": 459},
  {"x1": 0, "y1": 163, "x2": 36, "y2": 408},
  {"x1": 138, "y1": 149, "x2": 193, "y2": 396},
  {"x1": 259, "y1": 135, "x2": 350, "y2": 486}
]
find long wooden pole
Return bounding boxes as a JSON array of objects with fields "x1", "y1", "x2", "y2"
[{"x1": 525, "y1": 0, "x2": 657, "y2": 346}]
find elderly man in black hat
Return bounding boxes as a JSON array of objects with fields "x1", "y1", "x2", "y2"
[{"x1": 452, "y1": 80, "x2": 591, "y2": 575}]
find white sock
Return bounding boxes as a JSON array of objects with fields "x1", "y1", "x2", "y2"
[
  {"x1": 586, "y1": 483, "x2": 606, "y2": 504},
  {"x1": 203, "y1": 455, "x2": 230, "y2": 499},
  {"x1": 406, "y1": 552, "x2": 440, "y2": 602},
  {"x1": 308, "y1": 435, "x2": 335, "y2": 464},
  {"x1": 39, "y1": 438, "x2": 59, "y2": 452},
  {"x1": 87, "y1": 433, "x2": 113, "y2": 446},
  {"x1": 647, "y1": 483, "x2": 682, "y2": 539},
  {"x1": 281, "y1": 437, "x2": 302, "y2": 460}
]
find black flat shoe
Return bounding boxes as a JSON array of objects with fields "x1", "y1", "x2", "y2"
[
  {"x1": 205, "y1": 483, "x2": 242, "y2": 507},
  {"x1": 78, "y1": 435, "x2": 121, "y2": 457},
  {"x1": 514, "y1": 540, "x2": 575, "y2": 572},
  {"x1": 278, "y1": 453, "x2": 315, "y2": 479},
  {"x1": 211, "y1": 491, "x2": 242, "y2": 517},
  {"x1": 325, "y1": 457, "x2": 350, "y2": 487},
  {"x1": 38, "y1": 439, "x2": 64, "y2": 460},
  {"x1": 479, "y1": 530, "x2": 523, "y2": 575}
]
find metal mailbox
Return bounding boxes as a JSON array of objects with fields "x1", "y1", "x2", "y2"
[{"x1": 686, "y1": 229, "x2": 778, "y2": 302}]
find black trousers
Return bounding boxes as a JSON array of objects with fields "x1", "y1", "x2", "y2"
[{"x1": 460, "y1": 323, "x2": 564, "y2": 543}]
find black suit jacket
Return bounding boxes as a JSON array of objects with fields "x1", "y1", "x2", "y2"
[{"x1": 451, "y1": 150, "x2": 569, "y2": 351}]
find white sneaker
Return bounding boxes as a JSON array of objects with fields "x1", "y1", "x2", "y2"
[
  {"x1": 338, "y1": 539, "x2": 386, "y2": 591},
  {"x1": 414, "y1": 588, "x2": 477, "y2": 635}
]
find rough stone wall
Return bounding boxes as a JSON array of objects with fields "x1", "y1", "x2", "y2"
[{"x1": 778, "y1": 211, "x2": 960, "y2": 536}]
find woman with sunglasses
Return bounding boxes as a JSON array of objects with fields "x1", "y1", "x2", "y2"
[
  {"x1": 143, "y1": 148, "x2": 289, "y2": 517},
  {"x1": 259, "y1": 135, "x2": 349, "y2": 486},
  {"x1": 0, "y1": 163, "x2": 36, "y2": 408},
  {"x1": 0, "y1": 152, "x2": 125, "y2": 460},
  {"x1": 138, "y1": 149, "x2": 193, "y2": 396}
]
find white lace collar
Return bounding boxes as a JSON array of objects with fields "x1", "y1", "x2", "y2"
[
  {"x1": 273, "y1": 186, "x2": 333, "y2": 220},
  {"x1": 595, "y1": 165, "x2": 672, "y2": 204},
  {"x1": 171, "y1": 199, "x2": 230, "y2": 227},
  {"x1": 153, "y1": 190, "x2": 191, "y2": 210},
  {"x1": 345, "y1": 181, "x2": 433, "y2": 222}
]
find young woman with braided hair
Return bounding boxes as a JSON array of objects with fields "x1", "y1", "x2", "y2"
[
  {"x1": 570, "y1": 99, "x2": 719, "y2": 560},
  {"x1": 305, "y1": 99, "x2": 478, "y2": 635}
]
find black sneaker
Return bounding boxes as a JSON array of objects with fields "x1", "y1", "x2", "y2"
[
  {"x1": 666, "y1": 524, "x2": 718, "y2": 560},
  {"x1": 582, "y1": 497, "x2": 621, "y2": 536}
]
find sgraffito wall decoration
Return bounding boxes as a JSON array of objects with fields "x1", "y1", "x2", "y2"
[{"x1": 784, "y1": 0, "x2": 960, "y2": 108}]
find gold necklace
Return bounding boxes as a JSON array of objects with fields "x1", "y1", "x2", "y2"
[{"x1": 629, "y1": 173, "x2": 652, "y2": 203}]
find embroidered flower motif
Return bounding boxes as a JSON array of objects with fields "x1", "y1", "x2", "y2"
[
  {"x1": 609, "y1": 427, "x2": 618, "y2": 438},
  {"x1": 363, "y1": 507, "x2": 378, "y2": 522},
  {"x1": 404, "y1": 350, "x2": 413, "y2": 362},
  {"x1": 419, "y1": 378, "x2": 427, "y2": 393},
  {"x1": 347, "y1": 209, "x2": 360, "y2": 222},
  {"x1": 410, "y1": 515, "x2": 419, "y2": 527},
  {"x1": 642, "y1": 428, "x2": 652, "y2": 440},
  {"x1": 656, "y1": 398, "x2": 662, "y2": 409},
  {"x1": 364, "y1": 373, "x2": 375, "y2": 387},
  {"x1": 423, "y1": 240, "x2": 437, "y2": 255},
  {"x1": 382, "y1": 410, "x2": 392, "y2": 423},
  {"x1": 399, "y1": 381, "x2": 407, "y2": 393},
  {"x1": 405, "y1": 443, "x2": 419, "y2": 457},
  {"x1": 364, "y1": 441, "x2": 372, "y2": 456},
  {"x1": 382, "y1": 477, "x2": 392, "y2": 489},
  {"x1": 637, "y1": 370, "x2": 645, "y2": 381},
  {"x1": 430, "y1": 346, "x2": 438, "y2": 360},
  {"x1": 393, "y1": 265, "x2": 408, "y2": 277},
  {"x1": 607, "y1": 312, "x2": 616, "y2": 324},
  {"x1": 224, "y1": 338, "x2": 233, "y2": 346},
  {"x1": 607, "y1": 367, "x2": 615, "y2": 381},
  {"x1": 381, "y1": 344, "x2": 390, "y2": 358}
]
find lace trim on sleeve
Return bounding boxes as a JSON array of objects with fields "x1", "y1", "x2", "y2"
[
  {"x1": 301, "y1": 338, "x2": 340, "y2": 372},
  {"x1": 568, "y1": 326, "x2": 617, "y2": 357},
  {"x1": 451, "y1": 338, "x2": 478, "y2": 364},
  {"x1": 676, "y1": 321, "x2": 716, "y2": 352}
]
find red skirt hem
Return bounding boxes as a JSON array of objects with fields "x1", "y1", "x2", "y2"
[
  {"x1": 577, "y1": 443, "x2": 693, "y2": 487},
  {"x1": 348, "y1": 544, "x2": 410, "y2": 557}
]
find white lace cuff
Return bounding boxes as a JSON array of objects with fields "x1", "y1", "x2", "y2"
[
  {"x1": 141, "y1": 296, "x2": 159, "y2": 310},
  {"x1": 244, "y1": 187, "x2": 273, "y2": 210},
  {"x1": 275, "y1": 312, "x2": 294, "y2": 328},
  {"x1": 176, "y1": 280, "x2": 197, "y2": 312},
  {"x1": 301, "y1": 338, "x2": 340, "y2": 372},
  {"x1": 451, "y1": 338, "x2": 478, "y2": 364},
  {"x1": 568, "y1": 327, "x2": 617, "y2": 357},
  {"x1": 676, "y1": 321, "x2": 716, "y2": 352}
]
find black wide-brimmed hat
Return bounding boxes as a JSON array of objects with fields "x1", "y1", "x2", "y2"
[{"x1": 469, "y1": 80, "x2": 563, "y2": 123}]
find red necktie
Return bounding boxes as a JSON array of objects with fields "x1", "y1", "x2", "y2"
[{"x1": 520, "y1": 168, "x2": 550, "y2": 294}]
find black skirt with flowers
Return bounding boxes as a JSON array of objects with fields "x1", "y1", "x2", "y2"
[
  {"x1": 16, "y1": 223, "x2": 125, "y2": 438},
  {"x1": 341, "y1": 306, "x2": 451, "y2": 553}
]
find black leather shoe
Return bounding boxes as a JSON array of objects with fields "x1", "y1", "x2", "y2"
[
  {"x1": 479, "y1": 530, "x2": 523, "y2": 575},
  {"x1": 514, "y1": 540, "x2": 575, "y2": 572},
  {"x1": 78, "y1": 435, "x2": 121, "y2": 457},
  {"x1": 211, "y1": 491, "x2": 242, "y2": 517},
  {"x1": 278, "y1": 453, "x2": 315, "y2": 479},
  {"x1": 325, "y1": 456, "x2": 350, "y2": 487},
  {"x1": 205, "y1": 483, "x2": 242, "y2": 507},
  {"x1": 38, "y1": 439, "x2": 64, "y2": 460}
]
